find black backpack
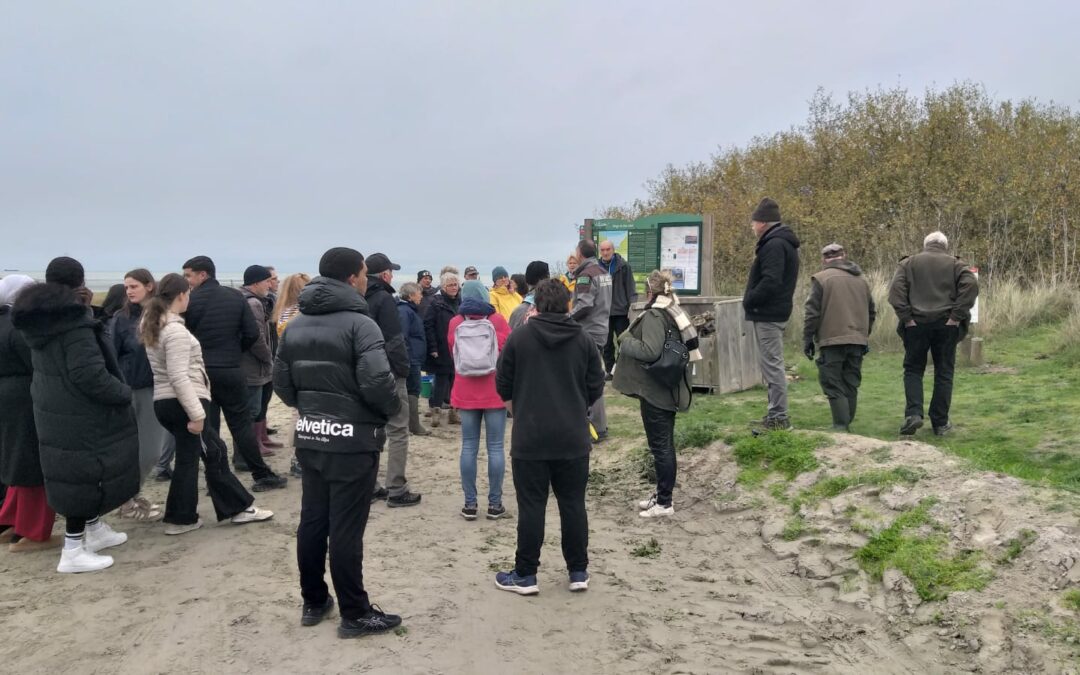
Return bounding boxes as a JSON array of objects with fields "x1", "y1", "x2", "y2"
[{"x1": 642, "y1": 311, "x2": 690, "y2": 389}]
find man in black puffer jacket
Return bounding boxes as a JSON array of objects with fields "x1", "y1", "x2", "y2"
[
  {"x1": 363, "y1": 253, "x2": 420, "y2": 508},
  {"x1": 742, "y1": 197, "x2": 801, "y2": 431},
  {"x1": 273, "y1": 247, "x2": 403, "y2": 638},
  {"x1": 182, "y1": 256, "x2": 286, "y2": 491}
]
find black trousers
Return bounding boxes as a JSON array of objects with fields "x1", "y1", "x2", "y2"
[
  {"x1": 256, "y1": 381, "x2": 274, "y2": 423},
  {"x1": 816, "y1": 344, "x2": 865, "y2": 427},
  {"x1": 297, "y1": 449, "x2": 379, "y2": 620},
  {"x1": 603, "y1": 314, "x2": 631, "y2": 374},
  {"x1": 512, "y1": 456, "x2": 589, "y2": 577},
  {"x1": 902, "y1": 319, "x2": 960, "y2": 428},
  {"x1": 406, "y1": 365, "x2": 422, "y2": 397},
  {"x1": 640, "y1": 400, "x2": 677, "y2": 506},
  {"x1": 204, "y1": 366, "x2": 273, "y2": 480},
  {"x1": 155, "y1": 398, "x2": 254, "y2": 525},
  {"x1": 429, "y1": 371, "x2": 454, "y2": 409}
]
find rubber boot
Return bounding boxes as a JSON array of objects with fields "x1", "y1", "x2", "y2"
[
  {"x1": 253, "y1": 420, "x2": 276, "y2": 457},
  {"x1": 848, "y1": 394, "x2": 858, "y2": 424},
  {"x1": 430, "y1": 407, "x2": 442, "y2": 429},
  {"x1": 448, "y1": 408, "x2": 461, "y2": 425},
  {"x1": 828, "y1": 398, "x2": 851, "y2": 432},
  {"x1": 409, "y1": 395, "x2": 431, "y2": 436},
  {"x1": 260, "y1": 420, "x2": 284, "y2": 449}
]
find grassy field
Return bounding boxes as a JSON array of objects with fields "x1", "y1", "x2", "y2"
[{"x1": 607, "y1": 323, "x2": 1080, "y2": 492}]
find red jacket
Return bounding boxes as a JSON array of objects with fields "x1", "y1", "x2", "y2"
[{"x1": 448, "y1": 312, "x2": 510, "y2": 410}]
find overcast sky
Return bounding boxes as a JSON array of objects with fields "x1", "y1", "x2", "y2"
[{"x1": 3, "y1": 1, "x2": 1079, "y2": 276}]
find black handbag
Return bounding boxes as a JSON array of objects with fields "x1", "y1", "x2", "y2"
[{"x1": 642, "y1": 322, "x2": 690, "y2": 389}]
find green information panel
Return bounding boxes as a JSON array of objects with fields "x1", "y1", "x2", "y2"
[{"x1": 591, "y1": 214, "x2": 703, "y2": 295}]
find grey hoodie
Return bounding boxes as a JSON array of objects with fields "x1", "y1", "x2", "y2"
[{"x1": 570, "y1": 257, "x2": 613, "y2": 347}]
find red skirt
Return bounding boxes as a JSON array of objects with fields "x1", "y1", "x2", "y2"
[{"x1": 0, "y1": 486, "x2": 56, "y2": 542}]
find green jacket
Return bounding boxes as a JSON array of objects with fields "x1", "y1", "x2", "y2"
[
  {"x1": 804, "y1": 260, "x2": 876, "y2": 347},
  {"x1": 888, "y1": 242, "x2": 979, "y2": 330},
  {"x1": 613, "y1": 308, "x2": 691, "y2": 413}
]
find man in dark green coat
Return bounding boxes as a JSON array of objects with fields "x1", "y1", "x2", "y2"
[{"x1": 803, "y1": 244, "x2": 876, "y2": 431}]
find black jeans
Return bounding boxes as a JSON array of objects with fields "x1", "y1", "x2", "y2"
[
  {"x1": 603, "y1": 314, "x2": 631, "y2": 374},
  {"x1": 204, "y1": 366, "x2": 273, "y2": 480},
  {"x1": 406, "y1": 365, "x2": 421, "y2": 397},
  {"x1": 816, "y1": 344, "x2": 865, "y2": 426},
  {"x1": 256, "y1": 381, "x2": 274, "y2": 423},
  {"x1": 902, "y1": 319, "x2": 960, "y2": 428},
  {"x1": 155, "y1": 398, "x2": 254, "y2": 525},
  {"x1": 512, "y1": 456, "x2": 589, "y2": 577},
  {"x1": 429, "y1": 371, "x2": 454, "y2": 409},
  {"x1": 297, "y1": 449, "x2": 379, "y2": 620},
  {"x1": 640, "y1": 400, "x2": 677, "y2": 506}
]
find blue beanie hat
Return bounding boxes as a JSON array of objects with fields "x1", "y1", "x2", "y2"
[
  {"x1": 492, "y1": 266, "x2": 509, "y2": 282},
  {"x1": 460, "y1": 280, "x2": 490, "y2": 304}
]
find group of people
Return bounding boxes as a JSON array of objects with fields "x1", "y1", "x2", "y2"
[{"x1": 0, "y1": 196, "x2": 980, "y2": 637}]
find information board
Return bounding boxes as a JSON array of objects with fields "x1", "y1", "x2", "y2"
[{"x1": 659, "y1": 225, "x2": 702, "y2": 292}]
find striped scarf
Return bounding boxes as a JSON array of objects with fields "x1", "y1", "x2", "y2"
[{"x1": 650, "y1": 294, "x2": 702, "y2": 362}]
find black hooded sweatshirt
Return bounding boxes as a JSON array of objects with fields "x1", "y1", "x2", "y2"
[
  {"x1": 496, "y1": 313, "x2": 606, "y2": 461},
  {"x1": 743, "y1": 223, "x2": 801, "y2": 323}
]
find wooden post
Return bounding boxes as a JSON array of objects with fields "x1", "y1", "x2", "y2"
[
  {"x1": 583, "y1": 218, "x2": 594, "y2": 242},
  {"x1": 700, "y1": 214, "x2": 715, "y2": 297}
]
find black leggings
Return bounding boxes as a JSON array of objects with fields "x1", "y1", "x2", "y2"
[
  {"x1": 66, "y1": 516, "x2": 97, "y2": 535},
  {"x1": 256, "y1": 381, "x2": 274, "y2": 423},
  {"x1": 429, "y1": 371, "x2": 454, "y2": 409}
]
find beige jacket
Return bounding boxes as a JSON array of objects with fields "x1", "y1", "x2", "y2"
[{"x1": 146, "y1": 313, "x2": 210, "y2": 422}]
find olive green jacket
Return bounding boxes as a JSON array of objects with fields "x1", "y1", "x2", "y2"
[
  {"x1": 888, "y1": 242, "x2": 979, "y2": 332},
  {"x1": 613, "y1": 308, "x2": 691, "y2": 413}
]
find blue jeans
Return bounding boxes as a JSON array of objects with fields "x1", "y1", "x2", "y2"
[{"x1": 459, "y1": 408, "x2": 507, "y2": 507}]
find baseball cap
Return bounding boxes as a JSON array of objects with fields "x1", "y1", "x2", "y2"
[
  {"x1": 464, "y1": 266, "x2": 479, "y2": 276},
  {"x1": 417, "y1": 270, "x2": 433, "y2": 281},
  {"x1": 366, "y1": 253, "x2": 401, "y2": 275},
  {"x1": 821, "y1": 243, "x2": 845, "y2": 256}
]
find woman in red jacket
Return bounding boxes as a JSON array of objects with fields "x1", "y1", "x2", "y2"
[{"x1": 448, "y1": 281, "x2": 510, "y2": 521}]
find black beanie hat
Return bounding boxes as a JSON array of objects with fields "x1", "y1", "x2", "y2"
[
  {"x1": 751, "y1": 197, "x2": 782, "y2": 223},
  {"x1": 319, "y1": 247, "x2": 365, "y2": 282},
  {"x1": 243, "y1": 264, "x2": 272, "y2": 286},
  {"x1": 524, "y1": 260, "x2": 550, "y2": 287},
  {"x1": 45, "y1": 256, "x2": 85, "y2": 289}
]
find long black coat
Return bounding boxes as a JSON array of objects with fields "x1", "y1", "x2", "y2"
[
  {"x1": 0, "y1": 307, "x2": 42, "y2": 487},
  {"x1": 743, "y1": 223, "x2": 801, "y2": 323},
  {"x1": 12, "y1": 283, "x2": 139, "y2": 518},
  {"x1": 423, "y1": 292, "x2": 460, "y2": 375}
]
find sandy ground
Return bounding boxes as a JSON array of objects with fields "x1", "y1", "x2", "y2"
[{"x1": 2, "y1": 393, "x2": 1080, "y2": 674}]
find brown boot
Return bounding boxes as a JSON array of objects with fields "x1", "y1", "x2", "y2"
[
  {"x1": 430, "y1": 407, "x2": 443, "y2": 428},
  {"x1": 254, "y1": 420, "x2": 276, "y2": 456},
  {"x1": 9, "y1": 535, "x2": 62, "y2": 552},
  {"x1": 449, "y1": 408, "x2": 461, "y2": 425},
  {"x1": 259, "y1": 419, "x2": 284, "y2": 449}
]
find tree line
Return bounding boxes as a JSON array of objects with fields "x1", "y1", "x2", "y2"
[{"x1": 602, "y1": 83, "x2": 1080, "y2": 291}]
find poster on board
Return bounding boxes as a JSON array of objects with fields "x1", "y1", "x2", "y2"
[{"x1": 659, "y1": 225, "x2": 701, "y2": 292}]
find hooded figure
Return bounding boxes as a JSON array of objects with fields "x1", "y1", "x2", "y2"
[
  {"x1": 0, "y1": 275, "x2": 44, "y2": 489},
  {"x1": 11, "y1": 282, "x2": 139, "y2": 519}
]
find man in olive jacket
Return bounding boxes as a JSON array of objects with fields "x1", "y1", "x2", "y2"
[
  {"x1": 888, "y1": 231, "x2": 979, "y2": 437},
  {"x1": 803, "y1": 244, "x2": 876, "y2": 431},
  {"x1": 273, "y1": 247, "x2": 403, "y2": 638}
]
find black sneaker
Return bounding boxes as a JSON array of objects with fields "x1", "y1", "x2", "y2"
[
  {"x1": 487, "y1": 504, "x2": 508, "y2": 520},
  {"x1": 899, "y1": 415, "x2": 924, "y2": 436},
  {"x1": 371, "y1": 486, "x2": 389, "y2": 503},
  {"x1": 252, "y1": 473, "x2": 288, "y2": 492},
  {"x1": 289, "y1": 457, "x2": 303, "y2": 478},
  {"x1": 933, "y1": 422, "x2": 953, "y2": 437},
  {"x1": 337, "y1": 605, "x2": 402, "y2": 639},
  {"x1": 301, "y1": 596, "x2": 335, "y2": 627},
  {"x1": 387, "y1": 491, "x2": 422, "y2": 508},
  {"x1": 154, "y1": 468, "x2": 173, "y2": 482},
  {"x1": 461, "y1": 505, "x2": 478, "y2": 521}
]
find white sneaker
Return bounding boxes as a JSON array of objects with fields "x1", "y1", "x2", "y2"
[
  {"x1": 85, "y1": 521, "x2": 127, "y2": 553},
  {"x1": 164, "y1": 519, "x2": 202, "y2": 536},
  {"x1": 639, "y1": 503, "x2": 675, "y2": 518},
  {"x1": 231, "y1": 506, "x2": 274, "y2": 524},
  {"x1": 637, "y1": 494, "x2": 657, "y2": 510},
  {"x1": 57, "y1": 544, "x2": 114, "y2": 573}
]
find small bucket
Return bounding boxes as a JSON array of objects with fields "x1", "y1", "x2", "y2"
[{"x1": 420, "y1": 374, "x2": 433, "y2": 399}]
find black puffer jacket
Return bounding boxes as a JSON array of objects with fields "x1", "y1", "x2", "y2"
[
  {"x1": 424, "y1": 292, "x2": 460, "y2": 375},
  {"x1": 273, "y1": 277, "x2": 399, "y2": 454},
  {"x1": 12, "y1": 284, "x2": 139, "y2": 517},
  {"x1": 364, "y1": 276, "x2": 410, "y2": 379},
  {"x1": 185, "y1": 279, "x2": 260, "y2": 368},
  {"x1": 0, "y1": 306, "x2": 42, "y2": 487},
  {"x1": 112, "y1": 304, "x2": 154, "y2": 389},
  {"x1": 743, "y1": 223, "x2": 801, "y2": 323}
]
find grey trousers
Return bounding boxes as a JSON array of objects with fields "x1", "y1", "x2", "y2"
[
  {"x1": 378, "y1": 379, "x2": 410, "y2": 497},
  {"x1": 133, "y1": 387, "x2": 175, "y2": 482},
  {"x1": 588, "y1": 342, "x2": 607, "y2": 434},
  {"x1": 752, "y1": 321, "x2": 789, "y2": 421}
]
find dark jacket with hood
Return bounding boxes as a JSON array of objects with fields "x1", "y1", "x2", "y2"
[
  {"x1": 496, "y1": 313, "x2": 606, "y2": 461},
  {"x1": 804, "y1": 259, "x2": 876, "y2": 348},
  {"x1": 397, "y1": 298, "x2": 427, "y2": 368},
  {"x1": 888, "y1": 241, "x2": 979, "y2": 337},
  {"x1": 601, "y1": 252, "x2": 639, "y2": 317},
  {"x1": 11, "y1": 283, "x2": 139, "y2": 517},
  {"x1": 419, "y1": 285, "x2": 438, "y2": 319},
  {"x1": 424, "y1": 291, "x2": 460, "y2": 375},
  {"x1": 240, "y1": 287, "x2": 274, "y2": 386},
  {"x1": 112, "y1": 304, "x2": 154, "y2": 389},
  {"x1": 613, "y1": 308, "x2": 692, "y2": 413},
  {"x1": 184, "y1": 278, "x2": 261, "y2": 369},
  {"x1": 273, "y1": 277, "x2": 400, "y2": 454},
  {"x1": 0, "y1": 305, "x2": 43, "y2": 487},
  {"x1": 364, "y1": 276, "x2": 410, "y2": 379},
  {"x1": 743, "y1": 223, "x2": 801, "y2": 323}
]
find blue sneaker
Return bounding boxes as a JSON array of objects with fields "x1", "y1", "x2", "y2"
[
  {"x1": 568, "y1": 571, "x2": 590, "y2": 592},
  {"x1": 494, "y1": 570, "x2": 539, "y2": 595}
]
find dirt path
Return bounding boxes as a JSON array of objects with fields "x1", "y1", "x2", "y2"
[{"x1": 1, "y1": 395, "x2": 1077, "y2": 673}]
